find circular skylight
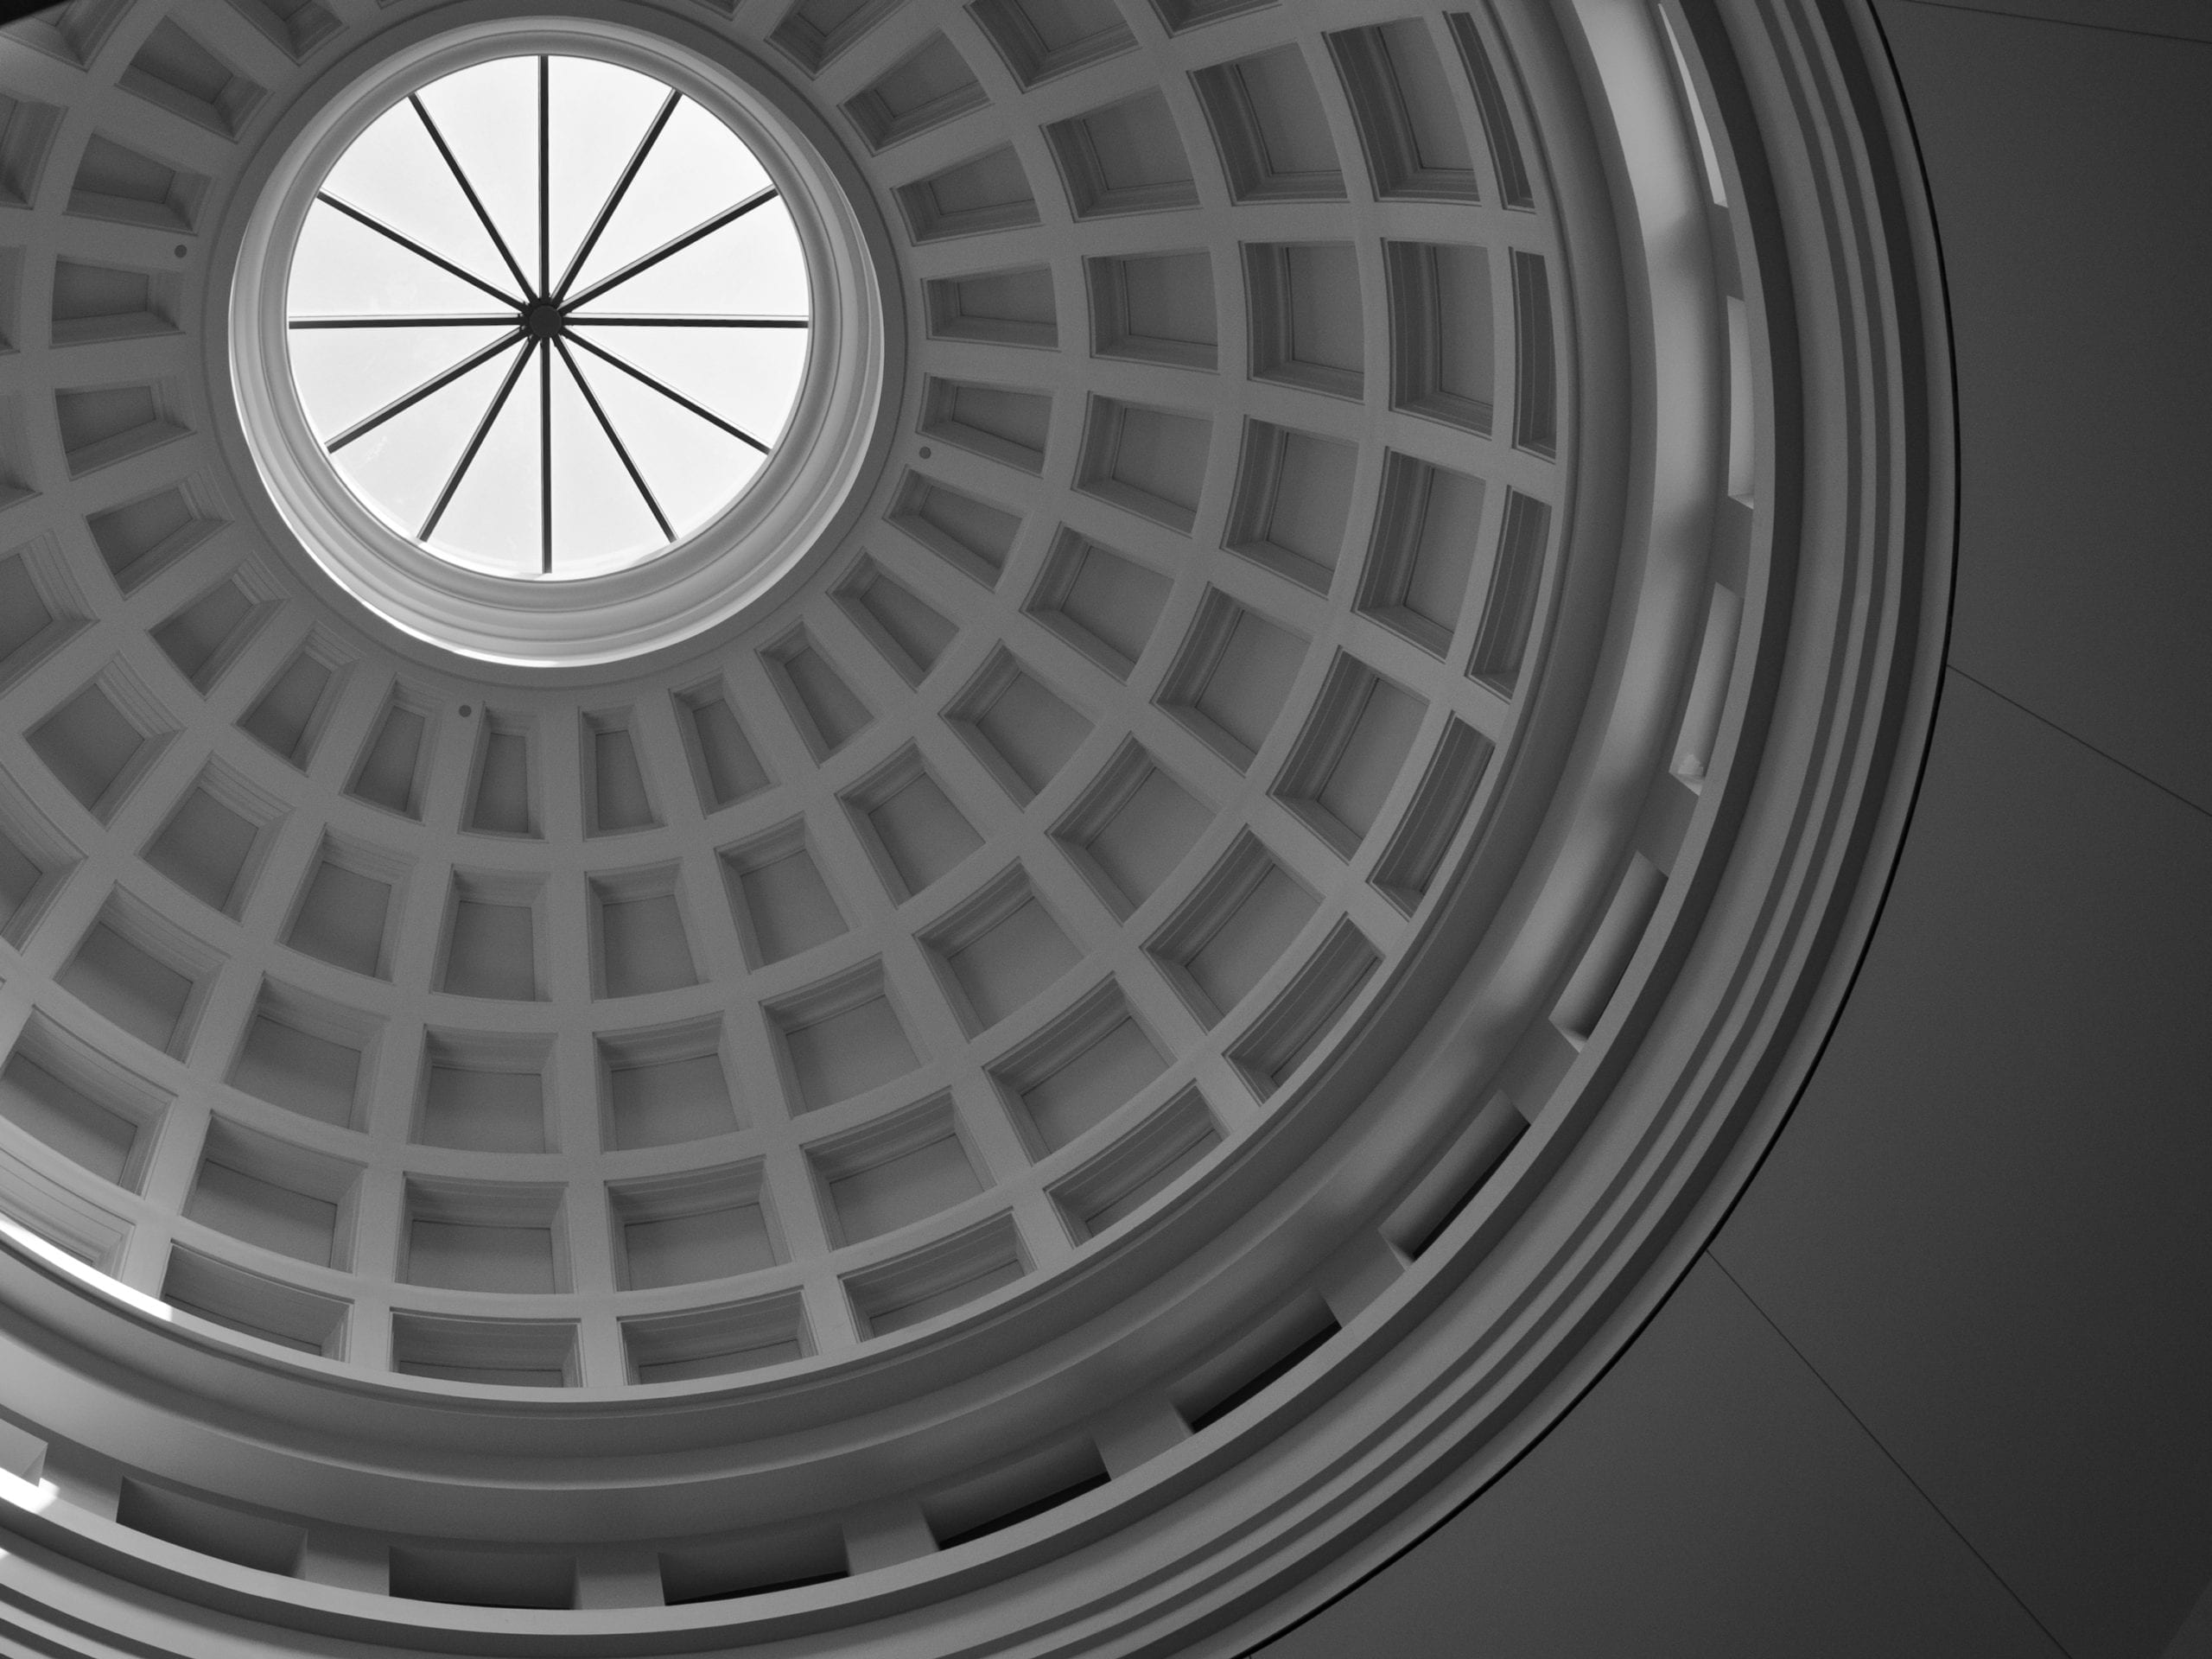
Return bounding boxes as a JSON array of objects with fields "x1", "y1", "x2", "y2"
[{"x1": 283, "y1": 53, "x2": 810, "y2": 582}]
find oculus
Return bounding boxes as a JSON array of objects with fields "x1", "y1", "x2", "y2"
[
  {"x1": 226, "y1": 17, "x2": 892, "y2": 666},
  {"x1": 285, "y1": 54, "x2": 810, "y2": 580}
]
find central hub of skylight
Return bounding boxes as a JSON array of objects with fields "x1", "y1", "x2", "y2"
[{"x1": 283, "y1": 52, "x2": 810, "y2": 582}]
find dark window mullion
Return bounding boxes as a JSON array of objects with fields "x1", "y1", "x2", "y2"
[
  {"x1": 410, "y1": 95, "x2": 534, "y2": 302},
  {"x1": 558, "y1": 315, "x2": 809, "y2": 327},
  {"x1": 316, "y1": 193, "x2": 522, "y2": 310},
  {"x1": 540, "y1": 329, "x2": 553, "y2": 573},
  {"x1": 537, "y1": 55, "x2": 550, "y2": 300},
  {"x1": 559, "y1": 185, "x2": 779, "y2": 313},
  {"x1": 551, "y1": 90, "x2": 680, "y2": 303},
  {"x1": 327, "y1": 327, "x2": 525, "y2": 453},
  {"x1": 290, "y1": 315, "x2": 512, "y2": 328}
]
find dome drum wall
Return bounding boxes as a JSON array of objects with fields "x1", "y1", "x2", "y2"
[{"x1": 0, "y1": 0, "x2": 1950, "y2": 1654}]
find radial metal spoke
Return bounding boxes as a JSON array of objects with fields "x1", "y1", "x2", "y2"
[
  {"x1": 565, "y1": 315, "x2": 809, "y2": 327},
  {"x1": 560, "y1": 185, "x2": 779, "y2": 313},
  {"x1": 556, "y1": 337, "x2": 672, "y2": 542},
  {"x1": 537, "y1": 55, "x2": 550, "y2": 300},
  {"x1": 550, "y1": 90, "x2": 678, "y2": 303},
  {"x1": 421, "y1": 337, "x2": 537, "y2": 539},
  {"x1": 563, "y1": 330, "x2": 770, "y2": 454},
  {"x1": 410, "y1": 95, "x2": 534, "y2": 302},
  {"x1": 316, "y1": 193, "x2": 523, "y2": 310},
  {"x1": 539, "y1": 325, "x2": 553, "y2": 574},
  {"x1": 327, "y1": 327, "x2": 525, "y2": 453},
  {"x1": 290, "y1": 315, "x2": 511, "y2": 328}
]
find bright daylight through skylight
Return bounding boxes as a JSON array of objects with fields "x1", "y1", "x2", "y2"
[{"x1": 286, "y1": 54, "x2": 810, "y2": 581}]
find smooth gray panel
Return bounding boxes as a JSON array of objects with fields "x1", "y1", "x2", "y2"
[
  {"x1": 1719, "y1": 674, "x2": 2212, "y2": 1659},
  {"x1": 1899, "y1": 0, "x2": 2212, "y2": 44},
  {"x1": 1259, "y1": 1261, "x2": 2057, "y2": 1659},
  {"x1": 2164, "y1": 1578, "x2": 2212, "y2": 1659},
  {"x1": 1875, "y1": 2, "x2": 2212, "y2": 810}
]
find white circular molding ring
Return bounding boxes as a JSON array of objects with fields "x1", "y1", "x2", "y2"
[
  {"x1": 224, "y1": 3, "x2": 897, "y2": 666},
  {"x1": 0, "y1": 0, "x2": 1951, "y2": 1654}
]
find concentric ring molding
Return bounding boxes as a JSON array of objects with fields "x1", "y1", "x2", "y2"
[{"x1": 0, "y1": 0, "x2": 1948, "y2": 1652}]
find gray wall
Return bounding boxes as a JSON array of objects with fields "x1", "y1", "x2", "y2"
[{"x1": 1258, "y1": 4, "x2": 2212, "y2": 1655}]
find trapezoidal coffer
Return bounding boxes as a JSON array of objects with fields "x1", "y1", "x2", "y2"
[{"x1": 0, "y1": 0, "x2": 1947, "y2": 1653}]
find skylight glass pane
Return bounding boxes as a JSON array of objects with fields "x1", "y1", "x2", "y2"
[
  {"x1": 430, "y1": 349, "x2": 543, "y2": 575},
  {"x1": 567, "y1": 99, "x2": 768, "y2": 297},
  {"x1": 334, "y1": 344, "x2": 521, "y2": 534},
  {"x1": 321, "y1": 105, "x2": 513, "y2": 295},
  {"x1": 290, "y1": 323, "x2": 510, "y2": 435}
]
